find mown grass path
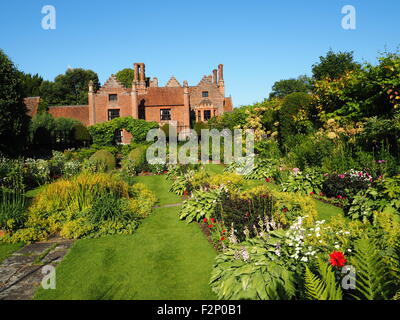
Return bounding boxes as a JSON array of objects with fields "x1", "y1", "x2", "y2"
[{"x1": 35, "y1": 176, "x2": 217, "y2": 300}]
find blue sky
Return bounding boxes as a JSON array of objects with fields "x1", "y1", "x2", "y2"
[{"x1": 0, "y1": 0, "x2": 399, "y2": 106}]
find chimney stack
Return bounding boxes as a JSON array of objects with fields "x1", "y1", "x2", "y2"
[
  {"x1": 218, "y1": 64, "x2": 224, "y2": 81},
  {"x1": 213, "y1": 69, "x2": 218, "y2": 85},
  {"x1": 218, "y1": 64, "x2": 225, "y2": 96}
]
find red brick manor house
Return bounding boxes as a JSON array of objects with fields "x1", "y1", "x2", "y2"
[{"x1": 25, "y1": 63, "x2": 233, "y2": 142}]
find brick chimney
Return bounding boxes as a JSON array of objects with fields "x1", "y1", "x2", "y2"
[
  {"x1": 213, "y1": 69, "x2": 218, "y2": 85},
  {"x1": 218, "y1": 64, "x2": 225, "y2": 96}
]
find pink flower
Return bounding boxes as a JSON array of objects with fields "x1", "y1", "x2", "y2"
[
  {"x1": 293, "y1": 168, "x2": 300, "y2": 174},
  {"x1": 339, "y1": 174, "x2": 346, "y2": 179}
]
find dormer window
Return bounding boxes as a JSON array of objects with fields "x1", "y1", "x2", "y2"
[
  {"x1": 109, "y1": 94, "x2": 118, "y2": 102},
  {"x1": 202, "y1": 91, "x2": 209, "y2": 98}
]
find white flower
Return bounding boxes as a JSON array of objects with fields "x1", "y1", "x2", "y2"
[
  {"x1": 335, "y1": 245, "x2": 340, "y2": 249},
  {"x1": 300, "y1": 257, "x2": 308, "y2": 262}
]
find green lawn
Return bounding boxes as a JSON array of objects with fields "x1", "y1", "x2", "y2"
[
  {"x1": 35, "y1": 205, "x2": 217, "y2": 300},
  {"x1": 0, "y1": 242, "x2": 24, "y2": 263},
  {"x1": 128, "y1": 175, "x2": 182, "y2": 206},
  {"x1": 35, "y1": 174, "x2": 216, "y2": 300}
]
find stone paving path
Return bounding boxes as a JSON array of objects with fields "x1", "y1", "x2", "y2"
[{"x1": 0, "y1": 237, "x2": 74, "y2": 300}]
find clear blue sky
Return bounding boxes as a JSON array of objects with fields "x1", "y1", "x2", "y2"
[{"x1": 0, "y1": 0, "x2": 399, "y2": 106}]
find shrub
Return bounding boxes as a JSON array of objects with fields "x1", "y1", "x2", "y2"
[
  {"x1": 278, "y1": 92, "x2": 313, "y2": 147},
  {"x1": 3, "y1": 173, "x2": 156, "y2": 242},
  {"x1": 88, "y1": 117, "x2": 159, "y2": 146},
  {"x1": 281, "y1": 167, "x2": 325, "y2": 195},
  {"x1": 62, "y1": 160, "x2": 81, "y2": 178},
  {"x1": 24, "y1": 158, "x2": 51, "y2": 187},
  {"x1": 322, "y1": 169, "x2": 374, "y2": 199},
  {"x1": 210, "y1": 234, "x2": 297, "y2": 300},
  {"x1": 121, "y1": 146, "x2": 148, "y2": 176},
  {"x1": 216, "y1": 186, "x2": 317, "y2": 240},
  {"x1": 73, "y1": 124, "x2": 92, "y2": 146},
  {"x1": 179, "y1": 188, "x2": 224, "y2": 222},
  {"x1": 0, "y1": 190, "x2": 27, "y2": 232},
  {"x1": 0, "y1": 157, "x2": 25, "y2": 191},
  {"x1": 81, "y1": 158, "x2": 108, "y2": 173},
  {"x1": 89, "y1": 150, "x2": 116, "y2": 171}
]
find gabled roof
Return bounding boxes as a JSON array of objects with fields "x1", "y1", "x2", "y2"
[
  {"x1": 99, "y1": 75, "x2": 125, "y2": 90},
  {"x1": 140, "y1": 87, "x2": 184, "y2": 106},
  {"x1": 165, "y1": 76, "x2": 181, "y2": 87},
  {"x1": 196, "y1": 75, "x2": 213, "y2": 87}
]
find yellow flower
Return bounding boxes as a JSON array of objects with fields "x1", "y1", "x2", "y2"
[{"x1": 327, "y1": 132, "x2": 337, "y2": 139}]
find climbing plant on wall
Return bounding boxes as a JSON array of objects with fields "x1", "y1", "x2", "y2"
[{"x1": 88, "y1": 117, "x2": 159, "y2": 146}]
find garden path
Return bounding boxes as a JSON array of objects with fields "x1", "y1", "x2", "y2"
[{"x1": 0, "y1": 237, "x2": 74, "y2": 300}]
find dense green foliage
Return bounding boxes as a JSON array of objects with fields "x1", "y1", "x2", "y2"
[
  {"x1": 88, "y1": 117, "x2": 159, "y2": 146},
  {"x1": 269, "y1": 75, "x2": 312, "y2": 99},
  {"x1": 89, "y1": 150, "x2": 116, "y2": 172},
  {"x1": 115, "y1": 68, "x2": 135, "y2": 88},
  {"x1": 38, "y1": 68, "x2": 100, "y2": 106},
  {"x1": 0, "y1": 50, "x2": 30, "y2": 156},
  {"x1": 312, "y1": 50, "x2": 361, "y2": 81}
]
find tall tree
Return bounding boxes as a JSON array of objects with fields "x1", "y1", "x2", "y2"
[
  {"x1": 40, "y1": 68, "x2": 100, "y2": 106},
  {"x1": 18, "y1": 72, "x2": 43, "y2": 97},
  {"x1": 115, "y1": 68, "x2": 135, "y2": 88},
  {"x1": 0, "y1": 49, "x2": 30, "y2": 156},
  {"x1": 312, "y1": 50, "x2": 361, "y2": 81},
  {"x1": 269, "y1": 75, "x2": 312, "y2": 99}
]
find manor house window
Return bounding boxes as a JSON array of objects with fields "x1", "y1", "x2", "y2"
[
  {"x1": 160, "y1": 109, "x2": 171, "y2": 121},
  {"x1": 108, "y1": 109, "x2": 120, "y2": 121},
  {"x1": 202, "y1": 91, "x2": 209, "y2": 98},
  {"x1": 204, "y1": 110, "x2": 211, "y2": 121},
  {"x1": 109, "y1": 94, "x2": 118, "y2": 102}
]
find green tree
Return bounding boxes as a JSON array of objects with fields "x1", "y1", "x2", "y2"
[
  {"x1": 269, "y1": 75, "x2": 312, "y2": 99},
  {"x1": 40, "y1": 68, "x2": 100, "y2": 106},
  {"x1": 0, "y1": 50, "x2": 30, "y2": 156},
  {"x1": 312, "y1": 50, "x2": 361, "y2": 81},
  {"x1": 278, "y1": 92, "x2": 313, "y2": 146},
  {"x1": 18, "y1": 72, "x2": 43, "y2": 97},
  {"x1": 116, "y1": 68, "x2": 135, "y2": 88}
]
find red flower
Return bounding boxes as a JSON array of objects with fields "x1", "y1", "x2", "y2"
[
  {"x1": 222, "y1": 229, "x2": 227, "y2": 233},
  {"x1": 337, "y1": 195, "x2": 343, "y2": 199},
  {"x1": 183, "y1": 190, "x2": 189, "y2": 196},
  {"x1": 211, "y1": 218, "x2": 216, "y2": 223},
  {"x1": 329, "y1": 251, "x2": 347, "y2": 267},
  {"x1": 265, "y1": 178, "x2": 270, "y2": 183},
  {"x1": 208, "y1": 225, "x2": 213, "y2": 228},
  {"x1": 220, "y1": 237, "x2": 225, "y2": 241},
  {"x1": 309, "y1": 192, "x2": 315, "y2": 195},
  {"x1": 282, "y1": 208, "x2": 288, "y2": 213},
  {"x1": 203, "y1": 218, "x2": 208, "y2": 223}
]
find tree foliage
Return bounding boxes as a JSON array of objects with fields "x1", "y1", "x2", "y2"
[
  {"x1": 269, "y1": 75, "x2": 312, "y2": 99},
  {"x1": 116, "y1": 68, "x2": 135, "y2": 88},
  {"x1": 0, "y1": 49, "x2": 30, "y2": 156},
  {"x1": 312, "y1": 50, "x2": 361, "y2": 81},
  {"x1": 39, "y1": 68, "x2": 100, "y2": 106}
]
